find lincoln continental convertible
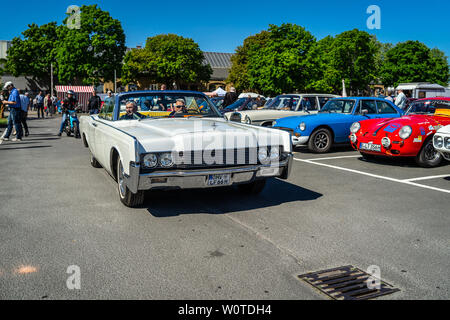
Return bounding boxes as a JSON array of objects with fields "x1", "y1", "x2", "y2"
[{"x1": 79, "y1": 91, "x2": 293, "y2": 207}]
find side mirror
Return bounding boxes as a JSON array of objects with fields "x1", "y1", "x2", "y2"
[{"x1": 361, "y1": 109, "x2": 369, "y2": 116}]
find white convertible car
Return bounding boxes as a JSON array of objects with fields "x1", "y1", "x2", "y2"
[
  {"x1": 433, "y1": 125, "x2": 450, "y2": 161},
  {"x1": 225, "y1": 94, "x2": 339, "y2": 127},
  {"x1": 80, "y1": 91, "x2": 293, "y2": 207}
]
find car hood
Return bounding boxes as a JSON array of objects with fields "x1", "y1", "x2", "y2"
[
  {"x1": 359, "y1": 115, "x2": 437, "y2": 138},
  {"x1": 113, "y1": 117, "x2": 291, "y2": 153},
  {"x1": 437, "y1": 124, "x2": 450, "y2": 135}
]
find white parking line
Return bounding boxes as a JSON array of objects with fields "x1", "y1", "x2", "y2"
[
  {"x1": 304, "y1": 155, "x2": 361, "y2": 161},
  {"x1": 295, "y1": 158, "x2": 450, "y2": 194},
  {"x1": 403, "y1": 174, "x2": 450, "y2": 182}
]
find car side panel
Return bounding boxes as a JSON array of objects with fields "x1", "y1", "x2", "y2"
[{"x1": 91, "y1": 119, "x2": 139, "y2": 176}]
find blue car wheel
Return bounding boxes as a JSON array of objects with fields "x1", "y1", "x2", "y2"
[{"x1": 308, "y1": 128, "x2": 333, "y2": 153}]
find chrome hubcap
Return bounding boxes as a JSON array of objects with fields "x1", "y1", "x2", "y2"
[
  {"x1": 118, "y1": 161, "x2": 126, "y2": 197},
  {"x1": 315, "y1": 133, "x2": 329, "y2": 149},
  {"x1": 424, "y1": 143, "x2": 439, "y2": 161}
]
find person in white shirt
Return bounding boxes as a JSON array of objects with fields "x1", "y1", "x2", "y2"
[{"x1": 395, "y1": 89, "x2": 407, "y2": 110}]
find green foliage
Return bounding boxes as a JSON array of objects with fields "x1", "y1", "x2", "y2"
[
  {"x1": 326, "y1": 29, "x2": 378, "y2": 93},
  {"x1": 122, "y1": 34, "x2": 212, "y2": 87},
  {"x1": 227, "y1": 31, "x2": 269, "y2": 93},
  {"x1": 380, "y1": 41, "x2": 449, "y2": 87},
  {"x1": 228, "y1": 24, "x2": 316, "y2": 96},
  {"x1": 4, "y1": 22, "x2": 59, "y2": 85},
  {"x1": 56, "y1": 4, "x2": 126, "y2": 85}
]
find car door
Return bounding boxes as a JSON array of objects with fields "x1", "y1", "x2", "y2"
[
  {"x1": 335, "y1": 99, "x2": 378, "y2": 142},
  {"x1": 93, "y1": 102, "x2": 116, "y2": 167}
]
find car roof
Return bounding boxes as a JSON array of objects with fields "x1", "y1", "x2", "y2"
[
  {"x1": 334, "y1": 97, "x2": 392, "y2": 101},
  {"x1": 416, "y1": 97, "x2": 450, "y2": 101}
]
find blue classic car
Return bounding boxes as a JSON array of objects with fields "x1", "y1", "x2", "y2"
[{"x1": 272, "y1": 97, "x2": 404, "y2": 153}]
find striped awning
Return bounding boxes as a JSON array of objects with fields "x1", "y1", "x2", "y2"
[{"x1": 55, "y1": 86, "x2": 95, "y2": 112}]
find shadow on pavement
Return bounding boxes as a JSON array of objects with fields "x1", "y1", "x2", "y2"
[
  {"x1": 146, "y1": 178, "x2": 322, "y2": 217},
  {"x1": 0, "y1": 145, "x2": 52, "y2": 151},
  {"x1": 357, "y1": 155, "x2": 449, "y2": 168},
  {"x1": 294, "y1": 144, "x2": 356, "y2": 154}
]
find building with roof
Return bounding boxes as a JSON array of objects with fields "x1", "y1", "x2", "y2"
[
  {"x1": 103, "y1": 50, "x2": 234, "y2": 93},
  {"x1": 203, "y1": 52, "x2": 233, "y2": 91}
]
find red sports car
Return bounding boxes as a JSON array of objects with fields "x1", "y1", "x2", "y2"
[{"x1": 350, "y1": 97, "x2": 450, "y2": 167}]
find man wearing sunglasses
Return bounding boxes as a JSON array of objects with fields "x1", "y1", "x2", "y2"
[{"x1": 169, "y1": 99, "x2": 187, "y2": 117}]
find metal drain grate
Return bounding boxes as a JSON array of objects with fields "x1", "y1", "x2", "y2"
[{"x1": 298, "y1": 265, "x2": 400, "y2": 300}]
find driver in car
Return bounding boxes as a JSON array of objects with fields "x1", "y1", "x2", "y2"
[
  {"x1": 169, "y1": 99, "x2": 187, "y2": 117},
  {"x1": 120, "y1": 101, "x2": 146, "y2": 120}
]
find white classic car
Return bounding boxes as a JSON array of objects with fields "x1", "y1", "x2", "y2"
[
  {"x1": 433, "y1": 124, "x2": 450, "y2": 161},
  {"x1": 80, "y1": 91, "x2": 293, "y2": 207},
  {"x1": 224, "y1": 94, "x2": 340, "y2": 127}
]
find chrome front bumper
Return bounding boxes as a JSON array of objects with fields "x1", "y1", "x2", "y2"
[
  {"x1": 292, "y1": 136, "x2": 309, "y2": 146},
  {"x1": 124, "y1": 154, "x2": 293, "y2": 193}
]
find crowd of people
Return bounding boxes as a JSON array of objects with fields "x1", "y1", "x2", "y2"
[{"x1": 0, "y1": 82, "x2": 113, "y2": 143}]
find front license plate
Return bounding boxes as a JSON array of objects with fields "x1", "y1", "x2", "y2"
[
  {"x1": 360, "y1": 143, "x2": 381, "y2": 152},
  {"x1": 207, "y1": 174, "x2": 231, "y2": 186}
]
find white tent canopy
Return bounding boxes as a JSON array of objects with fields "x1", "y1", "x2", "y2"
[
  {"x1": 213, "y1": 87, "x2": 227, "y2": 97},
  {"x1": 238, "y1": 92, "x2": 264, "y2": 99}
]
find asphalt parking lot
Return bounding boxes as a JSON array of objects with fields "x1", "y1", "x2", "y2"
[{"x1": 0, "y1": 116, "x2": 449, "y2": 300}]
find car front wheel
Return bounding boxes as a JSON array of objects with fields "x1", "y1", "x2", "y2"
[
  {"x1": 308, "y1": 128, "x2": 333, "y2": 153},
  {"x1": 415, "y1": 138, "x2": 442, "y2": 168},
  {"x1": 117, "y1": 158, "x2": 145, "y2": 207}
]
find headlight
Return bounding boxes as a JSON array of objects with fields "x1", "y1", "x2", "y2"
[
  {"x1": 143, "y1": 154, "x2": 158, "y2": 168},
  {"x1": 269, "y1": 147, "x2": 280, "y2": 161},
  {"x1": 434, "y1": 135, "x2": 444, "y2": 148},
  {"x1": 350, "y1": 122, "x2": 361, "y2": 134},
  {"x1": 381, "y1": 137, "x2": 391, "y2": 149},
  {"x1": 445, "y1": 137, "x2": 450, "y2": 150},
  {"x1": 258, "y1": 148, "x2": 270, "y2": 165},
  {"x1": 298, "y1": 122, "x2": 306, "y2": 131},
  {"x1": 159, "y1": 153, "x2": 174, "y2": 168},
  {"x1": 350, "y1": 134, "x2": 357, "y2": 143},
  {"x1": 399, "y1": 126, "x2": 412, "y2": 140}
]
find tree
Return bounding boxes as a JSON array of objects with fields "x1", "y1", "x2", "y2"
[
  {"x1": 56, "y1": 4, "x2": 126, "y2": 85},
  {"x1": 227, "y1": 31, "x2": 269, "y2": 93},
  {"x1": 122, "y1": 34, "x2": 212, "y2": 88},
  {"x1": 327, "y1": 29, "x2": 378, "y2": 94},
  {"x1": 380, "y1": 41, "x2": 449, "y2": 87},
  {"x1": 228, "y1": 24, "x2": 316, "y2": 96},
  {"x1": 4, "y1": 22, "x2": 59, "y2": 87},
  {"x1": 306, "y1": 35, "x2": 338, "y2": 93}
]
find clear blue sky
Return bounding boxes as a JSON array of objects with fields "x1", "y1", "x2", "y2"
[{"x1": 1, "y1": 0, "x2": 449, "y2": 57}]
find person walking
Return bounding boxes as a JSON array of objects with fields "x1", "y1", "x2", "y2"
[
  {"x1": 19, "y1": 91, "x2": 30, "y2": 137},
  {"x1": 36, "y1": 91, "x2": 45, "y2": 119},
  {"x1": 44, "y1": 93, "x2": 53, "y2": 117},
  {"x1": 104, "y1": 90, "x2": 114, "y2": 107},
  {"x1": 395, "y1": 89, "x2": 407, "y2": 110},
  {"x1": 223, "y1": 87, "x2": 238, "y2": 108},
  {"x1": 88, "y1": 90, "x2": 102, "y2": 115},
  {"x1": 1, "y1": 82, "x2": 23, "y2": 142}
]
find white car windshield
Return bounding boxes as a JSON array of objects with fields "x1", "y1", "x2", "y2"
[
  {"x1": 264, "y1": 96, "x2": 298, "y2": 110},
  {"x1": 115, "y1": 93, "x2": 221, "y2": 120}
]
